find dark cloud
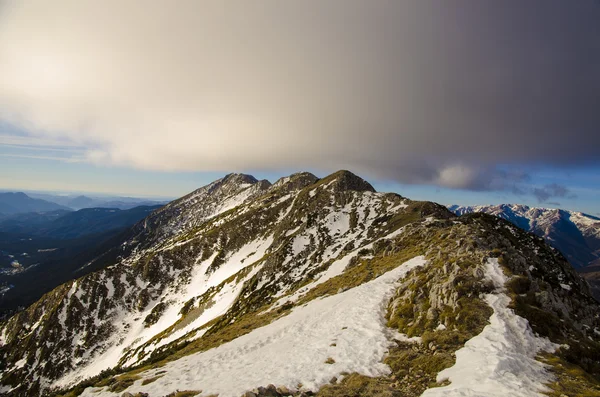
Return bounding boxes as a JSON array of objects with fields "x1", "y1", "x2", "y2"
[
  {"x1": 533, "y1": 183, "x2": 576, "y2": 203},
  {"x1": 0, "y1": 1, "x2": 598, "y2": 191}
]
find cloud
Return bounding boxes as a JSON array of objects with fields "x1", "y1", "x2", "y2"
[
  {"x1": 533, "y1": 183, "x2": 576, "y2": 203},
  {"x1": 0, "y1": 153, "x2": 83, "y2": 162},
  {"x1": 0, "y1": 1, "x2": 599, "y2": 189}
]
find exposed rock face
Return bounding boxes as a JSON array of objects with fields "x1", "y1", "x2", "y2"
[{"x1": 0, "y1": 171, "x2": 599, "y2": 397}]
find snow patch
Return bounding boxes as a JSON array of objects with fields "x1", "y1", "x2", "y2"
[{"x1": 559, "y1": 283, "x2": 571, "y2": 291}]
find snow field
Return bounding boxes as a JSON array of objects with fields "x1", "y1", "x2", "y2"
[{"x1": 80, "y1": 256, "x2": 427, "y2": 397}]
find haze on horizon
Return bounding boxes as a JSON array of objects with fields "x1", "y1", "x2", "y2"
[{"x1": 0, "y1": 1, "x2": 599, "y2": 214}]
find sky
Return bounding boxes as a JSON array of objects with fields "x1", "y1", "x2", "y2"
[{"x1": 0, "y1": 1, "x2": 599, "y2": 214}]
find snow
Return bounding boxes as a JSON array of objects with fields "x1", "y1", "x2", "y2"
[
  {"x1": 138, "y1": 264, "x2": 264, "y2": 356},
  {"x1": 14, "y1": 358, "x2": 26, "y2": 369},
  {"x1": 271, "y1": 227, "x2": 408, "y2": 311},
  {"x1": 421, "y1": 258, "x2": 558, "y2": 397},
  {"x1": 323, "y1": 206, "x2": 351, "y2": 236},
  {"x1": 560, "y1": 283, "x2": 571, "y2": 291},
  {"x1": 56, "y1": 236, "x2": 275, "y2": 388},
  {"x1": 291, "y1": 234, "x2": 311, "y2": 255},
  {"x1": 80, "y1": 256, "x2": 427, "y2": 397},
  {"x1": 0, "y1": 326, "x2": 6, "y2": 346}
]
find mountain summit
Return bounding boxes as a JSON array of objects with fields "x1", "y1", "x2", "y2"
[{"x1": 1, "y1": 172, "x2": 599, "y2": 396}]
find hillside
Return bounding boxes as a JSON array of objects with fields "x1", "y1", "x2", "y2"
[{"x1": 0, "y1": 172, "x2": 599, "y2": 397}]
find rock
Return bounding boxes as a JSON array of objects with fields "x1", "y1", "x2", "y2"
[
  {"x1": 242, "y1": 392, "x2": 258, "y2": 397},
  {"x1": 121, "y1": 393, "x2": 134, "y2": 397},
  {"x1": 276, "y1": 385, "x2": 292, "y2": 395},
  {"x1": 329, "y1": 376, "x2": 338, "y2": 384},
  {"x1": 426, "y1": 307, "x2": 439, "y2": 321},
  {"x1": 255, "y1": 384, "x2": 281, "y2": 396}
]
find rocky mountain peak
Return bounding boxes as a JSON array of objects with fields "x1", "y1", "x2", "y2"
[
  {"x1": 208, "y1": 173, "x2": 266, "y2": 194},
  {"x1": 272, "y1": 172, "x2": 319, "y2": 193},
  {"x1": 320, "y1": 170, "x2": 376, "y2": 193},
  {"x1": 222, "y1": 173, "x2": 260, "y2": 185}
]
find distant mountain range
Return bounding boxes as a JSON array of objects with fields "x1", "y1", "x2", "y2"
[
  {"x1": 0, "y1": 192, "x2": 71, "y2": 215},
  {"x1": 0, "y1": 205, "x2": 162, "y2": 239},
  {"x1": 448, "y1": 204, "x2": 600, "y2": 268},
  {"x1": 27, "y1": 192, "x2": 167, "y2": 210},
  {"x1": 0, "y1": 204, "x2": 164, "y2": 317},
  {"x1": 0, "y1": 191, "x2": 167, "y2": 215}
]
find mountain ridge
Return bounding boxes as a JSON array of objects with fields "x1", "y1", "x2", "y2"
[{"x1": 0, "y1": 171, "x2": 599, "y2": 397}]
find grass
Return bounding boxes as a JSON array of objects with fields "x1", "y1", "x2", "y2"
[
  {"x1": 141, "y1": 375, "x2": 163, "y2": 385},
  {"x1": 540, "y1": 353, "x2": 600, "y2": 397},
  {"x1": 317, "y1": 373, "x2": 398, "y2": 397},
  {"x1": 297, "y1": 246, "x2": 422, "y2": 305},
  {"x1": 107, "y1": 374, "x2": 141, "y2": 393},
  {"x1": 325, "y1": 357, "x2": 336, "y2": 364},
  {"x1": 163, "y1": 391, "x2": 202, "y2": 397}
]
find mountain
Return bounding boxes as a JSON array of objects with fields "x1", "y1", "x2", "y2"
[
  {"x1": 0, "y1": 209, "x2": 71, "y2": 233},
  {"x1": 0, "y1": 228, "x2": 142, "y2": 319},
  {"x1": 0, "y1": 192, "x2": 71, "y2": 215},
  {"x1": 26, "y1": 192, "x2": 167, "y2": 211},
  {"x1": 65, "y1": 196, "x2": 97, "y2": 210},
  {"x1": 449, "y1": 204, "x2": 600, "y2": 268},
  {"x1": 0, "y1": 206, "x2": 164, "y2": 316},
  {"x1": 1, "y1": 171, "x2": 599, "y2": 397},
  {"x1": 0, "y1": 205, "x2": 163, "y2": 239}
]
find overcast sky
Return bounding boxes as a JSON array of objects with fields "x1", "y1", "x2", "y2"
[{"x1": 0, "y1": 1, "x2": 599, "y2": 213}]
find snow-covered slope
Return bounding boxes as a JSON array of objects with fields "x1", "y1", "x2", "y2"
[
  {"x1": 80, "y1": 257, "x2": 427, "y2": 397},
  {"x1": 450, "y1": 204, "x2": 600, "y2": 268},
  {"x1": 1, "y1": 172, "x2": 599, "y2": 397}
]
